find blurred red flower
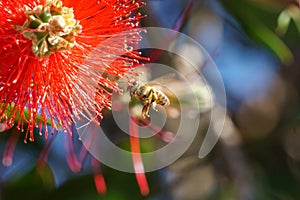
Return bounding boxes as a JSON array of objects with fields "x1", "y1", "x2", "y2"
[{"x1": 0, "y1": 0, "x2": 145, "y2": 142}]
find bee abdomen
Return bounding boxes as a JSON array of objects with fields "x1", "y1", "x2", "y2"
[{"x1": 156, "y1": 91, "x2": 170, "y2": 106}]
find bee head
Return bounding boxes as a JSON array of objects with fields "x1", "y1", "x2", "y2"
[{"x1": 127, "y1": 79, "x2": 139, "y2": 96}]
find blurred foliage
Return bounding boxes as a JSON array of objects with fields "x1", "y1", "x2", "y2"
[
  {"x1": 220, "y1": 0, "x2": 300, "y2": 65},
  {"x1": 276, "y1": 4, "x2": 300, "y2": 36},
  {"x1": 2, "y1": 166, "x2": 55, "y2": 200},
  {"x1": 2, "y1": 164, "x2": 161, "y2": 200}
]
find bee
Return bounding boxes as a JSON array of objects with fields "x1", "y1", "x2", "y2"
[{"x1": 129, "y1": 78, "x2": 170, "y2": 118}]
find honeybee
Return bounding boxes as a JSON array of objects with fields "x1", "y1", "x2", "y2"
[{"x1": 129, "y1": 78, "x2": 170, "y2": 118}]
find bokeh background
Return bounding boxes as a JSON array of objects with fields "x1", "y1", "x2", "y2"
[{"x1": 1, "y1": 0, "x2": 300, "y2": 199}]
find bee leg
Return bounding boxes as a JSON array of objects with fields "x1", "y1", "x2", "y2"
[
  {"x1": 152, "y1": 101, "x2": 158, "y2": 111},
  {"x1": 142, "y1": 104, "x2": 151, "y2": 118}
]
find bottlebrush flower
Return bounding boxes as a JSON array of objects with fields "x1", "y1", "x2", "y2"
[{"x1": 0, "y1": 0, "x2": 145, "y2": 142}]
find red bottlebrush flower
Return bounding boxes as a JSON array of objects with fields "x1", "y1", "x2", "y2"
[{"x1": 0, "y1": 0, "x2": 145, "y2": 142}]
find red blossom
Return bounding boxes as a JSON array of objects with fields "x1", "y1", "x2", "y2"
[{"x1": 0, "y1": 0, "x2": 145, "y2": 141}]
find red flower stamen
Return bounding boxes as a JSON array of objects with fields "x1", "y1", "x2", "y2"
[
  {"x1": 139, "y1": 118, "x2": 175, "y2": 143},
  {"x1": 146, "y1": 0, "x2": 193, "y2": 63},
  {"x1": 92, "y1": 157, "x2": 107, "y2": 195},
  {"x1": 64, "y1": 132, "x2": 81, "y2": 172},
  {"x1": 36, "y1": 135, "x2": 56, "y2": 170},
  {"x1": 2, "y1": 128, "x2": 20, "y2": 167},
  {"x1": 0, "y1": 0, "x2": 145, "y2": 141},
  {"x1": 129, "y1": 116, "x2": 149, "y2": 196}
]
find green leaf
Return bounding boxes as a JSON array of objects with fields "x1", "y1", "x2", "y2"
[{"x1": 220, "y1": 0, "x2": 294, "y2": 65}]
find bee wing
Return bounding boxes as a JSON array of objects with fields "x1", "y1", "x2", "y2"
[
  {"x1": 147, "y1": 73, "x2": 177, "y2": 86},
  {"x1": 147, "y1": 74, "x2": 180, "y2": 100}
]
